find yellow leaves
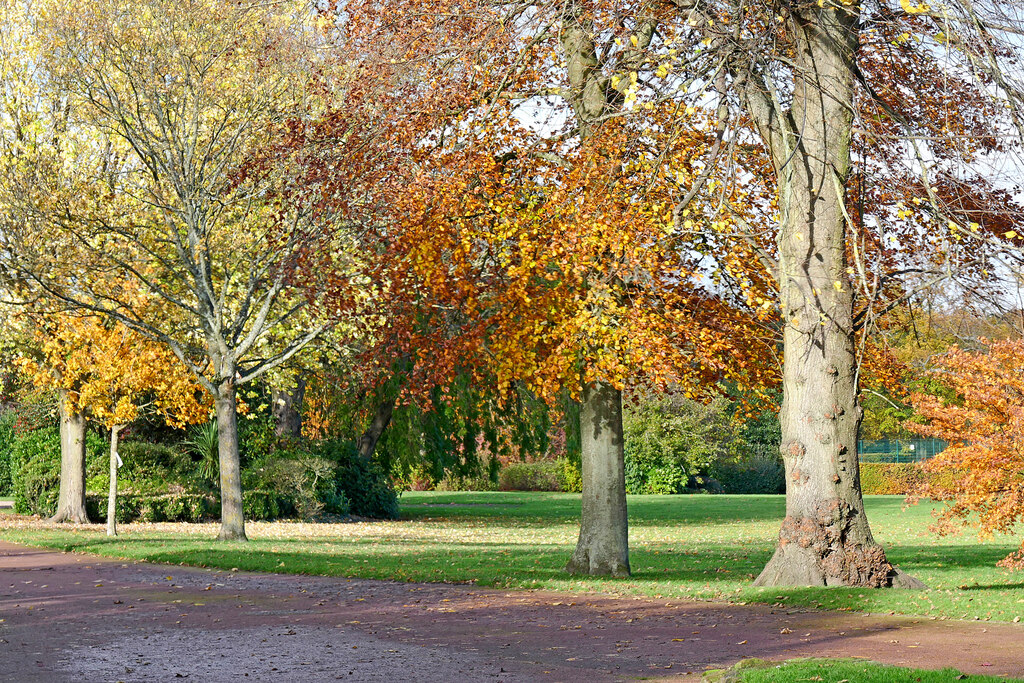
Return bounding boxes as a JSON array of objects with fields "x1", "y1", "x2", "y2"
[
  {"x1": 1005, "y1": 231, "x2": 1018, "y2": 239},
  {"x1": 17, "y1": 308, "x2": 209, "y2": 429},
  {"x1": 900, "y1": 0, "x2": 930, "y2": 14}
]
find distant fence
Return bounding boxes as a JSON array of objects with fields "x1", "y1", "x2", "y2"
[{"x1": 857, "y1": 438, "x2": 947, "y2": 464}]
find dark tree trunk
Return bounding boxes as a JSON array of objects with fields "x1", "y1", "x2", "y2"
[
  {"x1": 215, "y1": 379, "x2": 247, "y2": 542},
  {"x1": 750, "y1": 6, "x2": 922, "y2": 588},
  {"x1": 106, "y1": 425, "x2": 121, "y2": 537},
  {"x1": 565, "y1": 381, "x2": 630, "y2": 577},
  {"x1": 272, "y1": 377, "x2": 305, "y2": 439},
  {"x1": 357, "y1": 397, "x2": 395, "y2": 461},
  {"x1": 51, "y1": 396, "x2": 89, "y2": 524}
]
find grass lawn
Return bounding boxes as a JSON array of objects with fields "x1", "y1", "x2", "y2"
[
  {"x1": 2, "y1": 492, "x2": 1023, "y2": 622},
  {"x1": 716, "y1": 658, "x2": 1018, "y2": 682}
]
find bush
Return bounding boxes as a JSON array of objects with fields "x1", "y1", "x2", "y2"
[
  {"x1": 243, "y1": 450, "x2": 350, "y2": 520},
  {"x1": 118, "y1": 441, "x2": 184, "y2": 482},
  {"x1": 859, "y1": 463, "x2": 927, "y2": 495},
  {"x1": 13, "y1": 443, "x2": 61, "y2": 515},
  {"x1": 88, "y1": 441, "x2": 192, "y2": 495},
  {"x1": 242, "y1": 490, "x2": 299, "y2": 521},
  {"x1": 498, "y1": 461, "x2": 563, "y2": 491},
  {"x1": 713, "y1": 453, "x2": 786, "y2": 494},
  {"x1": 623, "y1": 396, "x2": 734, "y2": 494},
  {"x1": 86, "y1": 493, "x2": 216, "y2": 523},
  {"x1": 646, "y1": 465, "x2": 689, "y2": 495},
  {"x1": 434, "y1": 474, "x2": 499, "y2": 492},
  {"x1": 11, "y1": 426, "x2": 109, "y2": 515},
  {"x1": 558, "y1": 457, "x2": 582, "y2": 493},
  {"x1": 310, "y1": 440, "x2": 399, "y2": 519},
  {"x1": 0, "y1": 410, "x2": 17, "y2": 495}
]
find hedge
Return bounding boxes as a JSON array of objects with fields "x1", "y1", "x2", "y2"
[
  {"x1": 85, "y1": 493, "x2": 217, "y2": 523},
  {"x1": 83, "y1": 490, "x2": 300, "y2": 523},
  {"x1": 858, "y1": 462, "x2": 961, "y2": 495},
  {"x1": 498, "y1": 461, "x2": 563, "y2": 491}
]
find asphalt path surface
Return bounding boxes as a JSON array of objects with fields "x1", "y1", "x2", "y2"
[{"x1": 2, "y1": 541, "x2": 1023, "y2": 682}]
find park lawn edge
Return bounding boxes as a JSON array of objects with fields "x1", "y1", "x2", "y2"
[
  {"x1": 2, "y1": 492, "x2": 1024, "y2": 624},
  {"x1": 704, "y1": 657, "x2": 1022, "y2": 682}
]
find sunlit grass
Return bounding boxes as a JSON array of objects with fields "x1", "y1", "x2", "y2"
[
  {"x1": 723, "y1": 658, "x2": 1017, "y2": 682},
  {"x1": 2, "y1": 492, "x2": 1023, "y2": 622}
]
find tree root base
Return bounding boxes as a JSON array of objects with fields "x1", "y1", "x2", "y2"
[
  {"x1": 49, "y1": 510, "x2": 90, "y2": 525},
  {"x1": 217, "y1": 527, "x2": 249, "y2": 542},
  {"x1": 565, "y1": 549, "x2": 630, "y2": 578},
  {"x1": 754, "y1": 545, "x2": 926, "y2": 589}
]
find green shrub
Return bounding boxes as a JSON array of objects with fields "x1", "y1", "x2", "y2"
[
  {"x1": 646, "y1": 465, "x2": 689, "y2": 495},
  {"x1": 310, "y1": 440, "x2": 399, "y2": 519},
  {"x1": 88, "y1": 441, "x2": 191, "y2": 495},
  {"x1": 498, "y1": 461, "x2": 563, "y2": 491},
  {"x1": 713, "y1": 453, "x2": 786, "y2": 494},
  {"x1": 243, "y1": 450, "x2": 349, "y2": 519},
  {"x1": 623, "y1": 396, "x2": 733, "y2": 494},
  {"x1": 85, "y1": 493, "x2": 216, "y2": 523},
  {"x1": 13, "y1": 444, "x2": 61, "y2": 515},
  {"x1": 12, "y1": 426, "x2": 110, "y2": 515},
  {"x1": 118, "y1": 441, "x2": 183, "y2": 481},
  {"x1": 185, "y1": 421, "x2": 220, "y2": 486},
  {"x1": 856, "y1": 462, "x2": 961, "y2": 495},
  {"x1": 0, "y1": 410, "x2": 17, "y2": 495},
  {"x1": 242, "y1": 490, "x2": 299, "y2": 521},
  {"x1": 558, "y1": 458, "x2": 582, "y2": 493},
  {"x1": 433, "y1": 474, "x2": 499, "y2": 492}
]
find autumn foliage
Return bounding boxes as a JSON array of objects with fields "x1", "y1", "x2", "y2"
[
  {"x1": 17, "y1": 312, "x2": 210, "y2": 430},
  {"x1": 908, "y1": 339, "x2": 1024, "y2": 568}
]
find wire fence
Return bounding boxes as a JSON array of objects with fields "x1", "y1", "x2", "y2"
[{"x1": 857, "y1": 438, "x2": 947, "y2": 463}]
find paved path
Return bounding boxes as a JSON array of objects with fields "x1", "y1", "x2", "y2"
[{"x1": 1, "y1": 541, "x2": 1022, "y2": 681}]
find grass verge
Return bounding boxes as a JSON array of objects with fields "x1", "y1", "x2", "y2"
[
  {"x1": 2, "y1": 492, "x2": 1023, "y2": 622},
  {"x1": 710, "y1": 657, "x2": 1020, "y2": 682}
]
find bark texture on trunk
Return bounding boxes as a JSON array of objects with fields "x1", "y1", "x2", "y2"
[
  {"x1": 216, "y1": 379, "x2": 247, "y2": 542},
  {"x1": 106, "y1": 425, "x2": 121, "y2": 537},
  {"x1": 51, "y1": 397, "x2": 89, "y2": 524},
  {"x1": 565, "y1": 381, "x2": 630, "y2": 577},
  {"x1": 749, "y1": 7, "x2": 922, "y2": 588},
  {"x1": 272, "y1": 377, "x2": 305, "y2": 439},
  {"x1": 357, "y1": 398, "x2": 395, "y2": 461}
]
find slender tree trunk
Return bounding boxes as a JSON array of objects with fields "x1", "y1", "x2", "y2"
[
  {"x1": 106, "y1": 425, "x2": 121, "y2": 537},
  {"x1": 357, "y1": 397, "x2": 395, "y2": 461},
  {"x1": 752, "y1": 6, "x2": 922, "y2": 588},
  {"x1": 51, "y1": 396, "x2": 89, "y2": 524},
  {"x1": 215, "y1": 378, "x2": 247, "y2": 541},
  {"x1": 272, "y1": 376, "x2": 305, "y2": 439},
  {"x1": 565, "y1": 381, "x2": 630, "y2": 577}
]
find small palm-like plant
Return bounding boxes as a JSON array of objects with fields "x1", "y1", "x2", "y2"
[{"x1": 186, "y1": 420, "x2": 219, "y2": 485}]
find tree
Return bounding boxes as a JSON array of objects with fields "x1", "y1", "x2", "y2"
[
  {"x1": 649, "y1": 0, "x2": 1024, "y2": 587},
  {"x1": 342, "y1": 0, "x2": 1023, "y2": 585},
  {"x1": 0, "y1": 0, "x2": 357, "y2": 540},
  {"x1": 907, "y1": 338, "x2": 1024, "y2": 568},
  {"x1": 18, "y1": 310, "x2": 208, "y2": 534},
  {"x1": 332, "y1": 1, "x2": 780, "y2": 576}
]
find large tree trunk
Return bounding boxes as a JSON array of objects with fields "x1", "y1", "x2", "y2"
[
  {"x1": 565, "y1": 381, "x2": 630, "y2": 577},
  {"x1": 215, "y1": 379, "x2": 247, "y2": 542},
  {"x1": 50, "y1": 397, "x2": 89, "y2": 524},
  {"x1": 357, "y1": 397, "x2": 395, "y2": 461},
  {"x1": 272, "y1": 376, "x2": 305, "y2": 439},
  {"x1": 106, "y1": 425, "x2": 121, "y2": 537},
  {"x1": 752, "y1": 6, "x2": 922, "y2": 588}
]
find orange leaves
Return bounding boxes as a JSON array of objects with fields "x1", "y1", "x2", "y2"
[{"x1": 907, "y1": 339, "x2": 1024, "y2": 567}]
